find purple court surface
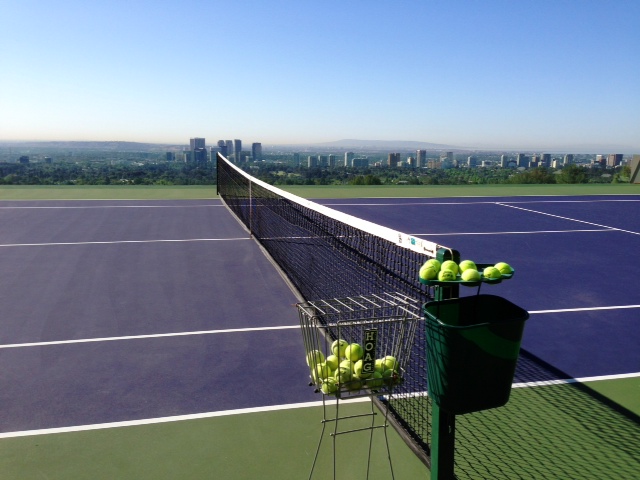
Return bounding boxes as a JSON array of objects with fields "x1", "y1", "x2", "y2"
[{"x1": 0, "y1": 195, "x2": 638, "y2": 434}]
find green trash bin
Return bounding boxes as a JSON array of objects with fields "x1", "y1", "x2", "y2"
[{"x1": 424, "y1": 294, "x2": 529, "y2": 415}]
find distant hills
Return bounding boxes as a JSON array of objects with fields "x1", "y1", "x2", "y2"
[{"x1": 311, "y1": 139, "x2": 461, "y2": 151}]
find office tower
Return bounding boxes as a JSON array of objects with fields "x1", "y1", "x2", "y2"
[
  {"x1": 166, "y1": 152, "x2": 176, "y2": 162},
  {"x1": 252, "y1": 143, "x2": 262, "y2": 162},
  {"x1": 345, "y1": 151, "x2": 355, "y2": 167},
  {"x1": 189, "y1": 137, "x2": 207, "y2": 163},
  {"x1": 353, "y1": 157, "x2": 369, "y2": 168},
  {"x1": 441, "y1": 152, "x2": 453, "y2": 162},
  {"x1": 467, "y1": 156, "x2": 478, "y2": 167},
  {"x1": 190, "y1": 137, "x2": 205, "y2": 150},
  {"x1": 234, "y1": 140, "x2": 242, "y2": 162},
  {"x1": 226, "y1": 140, "x2": 234, "y2": 158},
  {"x1": 563, "y1": 154, "x2": 573, "y2": 166},
  {"x1": 388, "y1": 153, "x2": 400, "y2": 168},
  {"x1": 500, "y1": 155, "x2": 508, "y2": 167},
  {"x1": 328, "y1": 154, "x2": 337, "y2": 168},
  {"x1": 540, "y1": 153, "x2": 551, "y2": 168},
  {"x1": 607, "y1": 154, "x2": 623, "y2": 167},
  {"x1": 516, "y1": 153, "x2": 529, "y2": 168},
  {"x1": 308, "y1": 156, "x2": 318, "y2": 168},
  {"x1": 293, "y1": 153, "x2": 301, "y2": 166},
  {"x1": 416, "y1": 150, "x2": 426, "y2": 168}
]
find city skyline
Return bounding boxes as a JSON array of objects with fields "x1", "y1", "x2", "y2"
[{"x1": 1, "y1": 1, "x2": 639, "y2": 151}]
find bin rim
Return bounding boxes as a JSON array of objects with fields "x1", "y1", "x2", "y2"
[{"x1": 423, "y1": 294, "x2": 530, "y2": 329}]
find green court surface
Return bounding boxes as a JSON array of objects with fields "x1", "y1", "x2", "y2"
[
  {"x1": 0, "y1": 402, "x2": 428, "y2": 480},
  {"x1": 2, "y1": 378, "x2": 637, "y2": 480}
]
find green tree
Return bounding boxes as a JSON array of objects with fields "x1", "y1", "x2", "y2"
[{"x1": 556, "y1": 164, "x2": 587, "y2": 184}]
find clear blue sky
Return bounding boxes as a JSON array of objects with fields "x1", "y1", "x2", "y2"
[{"x1": 1, "y1": 0, "x2": 638, "y2": 151}]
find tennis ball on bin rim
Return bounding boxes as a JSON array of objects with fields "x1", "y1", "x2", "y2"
[
  {"x1": 440, "y1": 260, "x2": 459, "y2": 275},
  {"x1": 344, "y1": 343, "x2": 363, "y2": 362},
  {"x1": 438, "y1": 269, "x2": 456, "y2": 281},
  {"x1": 419, "y1": 265, "x2": 438, "y2": 281},
  {"x1": 461, "y1": 268, "x2": 481, "y2": 282},
  {"x1": 483, "y1": 266, "x2": 502, "y2": 279},
  {"x1": 495, "y1": 262, "x2": 513, "y2": 274},
  {"x1": 458, "y1": 260, "x2": 477, "y2": 273},
  {"x1": 331, "y1": 339, "x2": 348, "y2": 358},
  {"x1": 423, "y1": 258, "x2": 441, "y2": 272}
]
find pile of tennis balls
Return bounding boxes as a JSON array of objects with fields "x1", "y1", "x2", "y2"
[
  {"x1": 419, "y1": 258, "x2": 513, "y2": 283},
  {"x1": 305, "y1": 339, "x2": 401, "y2": 396}
]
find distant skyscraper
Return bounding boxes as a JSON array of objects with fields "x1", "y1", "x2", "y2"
[
  {"x1": 252, "y1": 143, "x2": 262, "y2": 162},
  {"x1": 226, "y1": 140, "x2": 234, "y2": 157},
  {"x1": 190, "y1": 137, "x2": 205, "y2": 150},
  {"x1": 328, "y1": 154, "x2": 337, "y2": 168},
  {"x1": 416, "y1": 150, "x2": 426, "y2": 168},
  {"x1": 388, "y1": 153, "x2": 400, "y2": 168},
  {"x1": 345, "y1": 152, "x2": 355, "y2": 167},
  {"x1": 563, "y1": 154, "x2": 574, "y2": 166},
  {"x1": 516, "y1": 153, "x2": 529, "y2": 168},
  {"x1": 607, "y1": 154, "x2": 623, "y2": 167},
  {"x1": 234, "y1": 139, "x2": 242, "y2": 162},
  {"x1": 189, "y1": 137, "x2": 207, "y2": 163},
  {"x1": 540, "y1": 153, "x2": 551, "y2": 168},
  {"x1": 308, "y1": 156, "x2": 318, "y2": 168}
]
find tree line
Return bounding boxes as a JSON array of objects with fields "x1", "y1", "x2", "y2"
[{"x1": 0, "y1": 160, "x2": 630, "y2": 186}]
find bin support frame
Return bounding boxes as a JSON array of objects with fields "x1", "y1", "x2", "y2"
[{"x1": 430, "y1": 248, "x2": 460, "y2": 480}]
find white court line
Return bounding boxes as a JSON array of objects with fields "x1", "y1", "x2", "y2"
[
  {"x1": 2, "y1": 304, "x2": 638, "y2": 350},
  {"x1": 0, "y1": 204, "x2": 220, "y2": 209},
  {"x1": 0, "y1": 325, "x2": 300, "y2": 349},
  {"x1": 0, "y1": 238, "x2": 250, "y2": 248},
  {"x1": 1, "y1": 372, "x2": 637, "y2": 439},
  {"x1": 529, "y1": 305, "x2": 640, "y2": 314},
  {"x1": 410, "y1": 228, "x2": 613, "y2": 236},
  {"x1": 497, "y1": 203, "x2": 640, "y2": 236}
]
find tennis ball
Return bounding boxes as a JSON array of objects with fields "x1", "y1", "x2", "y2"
[
  {"x1": 367, "y1": 371, "x2": 384, "y2": 388},
  {"x1": 382, "y1": 355, "x2": 399, "y2": 372},
  {"x1": 440, "y1": 260, "x2": 459, "y2": 275},
  {"x1": 348, "y1": 376, "x2": 362, "y2": 391},
  {"x1": 424, "y1": 258, "x2": 441, "y2": 271},
  {"x1": 461, "y1": 268, "x2": 481, "y2": 282},
  {"x1": 335, "y1": 366, "x2": 352, "y2": 384},
  {"x1": 325, "y1": 354, "x2": 339, "y2": 371},
  {"x1": 331, "y1": 339, "x2": 348, "y2": 358},
  {"x1": 321, "y1": 378, "x2": 337, "y2": 395},
  {"x1": 306, "y1": 350, "x2": 325, "y2": 366},
  {"x1": 315, "y1": 363, "x2": 333, "y2": 381},
  {"x1": 458, "y1": 260, "x2": 477, "y2": 273},
  {"x1": 339, "y1": 359, "x2": 355, "y2": 372},
  {"x1": 353, "y1": 360, "x2": 372, "y2": 379},
  {"x1": 419, "y1": 265, "x2": 438, "y2": 281},
  {"x1": 495, "y1": 262, "x2": 513, "y2": 275},
  {"x1": 438, "y1": 269, "x2": 456, "y2": 281},
  {"x1": 382, "y1": 369, "x2": 396, "y2": 385},
  {"x1": 483, "y1": 266, "x2": 502, "y2": 279},
  {"x1": 344, "y1": 343, "x2": 363, "y2": 362}
]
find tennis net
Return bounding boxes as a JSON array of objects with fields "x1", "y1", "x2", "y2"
[{"x1": 216, "y1": 153, "x2": 441, "y2": 461}]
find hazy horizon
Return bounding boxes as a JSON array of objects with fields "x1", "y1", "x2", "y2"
[{"x1": 1, "y1": 1, "x2": 639, "y2": 151}]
